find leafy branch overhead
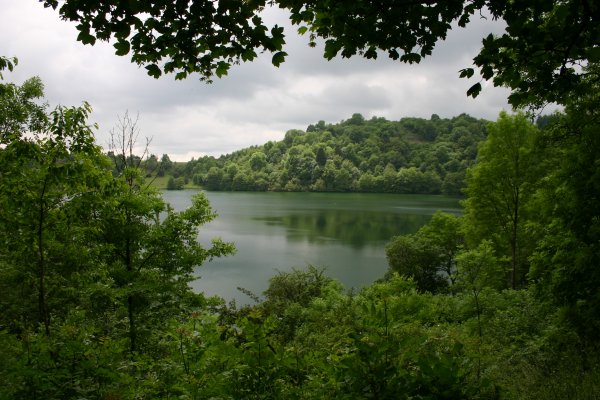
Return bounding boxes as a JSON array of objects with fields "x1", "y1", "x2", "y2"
[
  {"x1": 41, "y1": 0, "x2": 600, "y2": 107},
  {"x1": 0, "y1": 56, "x2": 18, "y2": 79}
]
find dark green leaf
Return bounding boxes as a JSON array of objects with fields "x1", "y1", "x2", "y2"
[
  {"x1": 271, "y1": 51, "x2": 287, "y2": 67},
  {"x1": 588, "y1": 47, "x2": 600, "y2": 63},
  {"x1": 113, "y1": 41, "x2": 130, "y2": 56},
  {"x1": 459, "y1": 68, "x2": 474, "y2": 79},
  {"x1": 215, "y1": 61, "x2": 230, "y2": 78},
  {"x1": 76, "y1": 31, "x2": 96, "y2": 45},
  {"x1": 466, "y1": 82, "x2": 481, "y2": 98},
  {"x1": 145, "y1": 64, "x2": 162, "y2": 78}
]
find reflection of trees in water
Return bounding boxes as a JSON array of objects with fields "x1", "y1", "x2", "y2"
[{"x1": 254, "y1": 211, "x2": 430, "y2": 249}]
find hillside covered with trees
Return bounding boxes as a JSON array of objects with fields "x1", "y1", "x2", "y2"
[{"x1": 185, "y1": 113, "x2": 487, "y2": 195}]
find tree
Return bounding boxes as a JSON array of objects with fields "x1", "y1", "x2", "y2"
[
  {"x1": 166, "y1": 175, "x2": 185, "y2": 190},
  {"x1": 0, "y1": 75, "x2": 47, "y2": 144},
  {"x1": 143, "y1": 153, "x2": 159, "y2": 176},
  {"x1": 0, "y1": 72, "x2": 243, "y2": 396},
  {"x1": 41, "y1": 1, "x2": 600, "y2": 107},
  {"x1": 0, "y1": 99, "x2": 108, "y2": 335},
  {"x1": 528, "y1": 70, "x2": 600, "y2": 338},
  {"x1": 417, "y1": 211, "x2": 464, "y2": 285},
  {"x1": 158, "y1": 153, "x2": 173, "y2": 176},
  {"x1": 249, "y1": 151, "x2": 267, "y2": 171},
  {"x1": 281, "y1": 144, "x2": 316, "y2": 187},
  {"x1": 260, "y1": 266, "x2": 335, "y2": 342},
  {"x1": 385, "y1": 211, "x2": 463, "y2": 293},
  {"x1": 467, "y1": 1, "x2": 600, "y2": 107},
  {"x1": 101, "y1": 114, "x2": 235, "y2": 352},
  {"x1": 386, "y1": 234, "x2": 448, "y2": 293},
  {"x1": 347, "y1": 113, "x2": 365, "y2": 125},
  {"x1": 454, "y1": 241, "x2": 502, "y2": 380},
  {"x1": 0, "y1": 55, "x2": 17, "y2": 79},
  {"x1": 396, "y1": 167, "x2": 441, "y2": 194},
  {"x1": 205, "y1": 166, "x2": 224, "y2": 190},
  {"x1": 315, "y1": 145, "x2": 327, "y2": 167},
  {"x1": 442, "y1": 171, "x2": 466, "y2": 196},
  {"x1": 463, "y1": 112, "x2": 539, "y2": 289}
]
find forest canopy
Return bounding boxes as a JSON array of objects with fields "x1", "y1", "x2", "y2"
[{"x1": 183, "y1": 113, "x2": 487, "y2": 194}]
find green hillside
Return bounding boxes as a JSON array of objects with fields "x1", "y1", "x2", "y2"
[{"x1": 187, "y1": 113, "x2": 487, "y2": 195}]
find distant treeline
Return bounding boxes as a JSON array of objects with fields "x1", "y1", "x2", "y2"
[{"x1": 176, "y1": 113, "x2": 487, "y2": 195}]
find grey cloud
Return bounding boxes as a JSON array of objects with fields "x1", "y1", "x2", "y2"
[{"x1": 2, "y1": 1, "x2": 516, "y2": 161}]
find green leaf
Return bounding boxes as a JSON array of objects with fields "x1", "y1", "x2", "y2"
[
  {"x1": 270, "y1": 25, "x2": 286, "y2": 49},
  {"x1": 77, "y1": 31, "x2": 96, "y2": 45},
  {"x1": 297, "y1": 26, "x2": 308, "y2": 35},
  {"x1": 364, "y1": 48, "x2": 377, "y2": 59},
  {"x1": 241, "y1": 49, "x2": 257, "y2": 62},
  {"x1": 145, "y1": 64, "x2": 162, "y2": 78},
  {"x1": 271, "y1": 51, "x2": 287, "y2": 67},
  {"x1": 400, "y1": 52, "x2": 421, "y2": 64},
  {"x1": 553, "y1": 3, "x2": 570, "y2": 21},
  {"x1": 459, "y1": 68, "x2": 474, "y2": 79},
  {"x1": 215, "y1": 61, "x2": 230, "y2": 78},
  {"x1": 324, "y1": 40, "x2": 342, "y2": 60},
  {"x1": 113, "y1": 41, "x2": 131, "y2": 56},
  {"x1": 114, "y1": 23, "x2": 131, "y2": 40},
  {"x1": 466, "y1": 82, "x2": 481, "y2": 98},
  {"x1": 588, "y1": 47, "x2": 600, "y2": 63}
]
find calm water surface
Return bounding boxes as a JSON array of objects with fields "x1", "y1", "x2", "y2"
[{"x1": 161, "y1": 190, "x2": 461, "y2": 304}]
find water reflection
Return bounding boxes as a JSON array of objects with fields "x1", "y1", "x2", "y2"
[
  {"x1": 253, "y1": 211, "x2": 430, "y2": 248},
  {"x1": 161, "y1": 190, "x2": 461, "y2": 304}
]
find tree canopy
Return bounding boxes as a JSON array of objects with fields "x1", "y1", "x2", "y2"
[
  {"x1": 186, "y1": 113, "x2": 486, "y2": 194},
  {"x1": 41, "y1": 0, "x2": 600, "y2": 107},
  {"x1": 463, "y1": 112, "x2": 540, "y2": 289}
]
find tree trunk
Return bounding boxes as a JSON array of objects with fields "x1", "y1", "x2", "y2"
[
  {"x1": 511, "y1": 187, "x2": 519, "y2": 289},
  {"x1": 125, "y1": 221, "x2": 137, "y2": 353},
  {"x1": 37, "y1": 178, "x2": 50, "y2": 335},
  {"x1": 128, "y1": 294, "x2": 136, "y2": 353}
]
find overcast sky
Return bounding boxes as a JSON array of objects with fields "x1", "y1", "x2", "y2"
[{"x1": 2, "y1": 1, "x2": 515, "y2": 160}]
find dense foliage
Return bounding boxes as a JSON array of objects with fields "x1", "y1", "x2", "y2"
[
  {"x1": 187, "y1": 113, "x2": 486, "y2": 195},
  {"x1": 0, "y1": 74, "x2": 236, "y2": 397}
]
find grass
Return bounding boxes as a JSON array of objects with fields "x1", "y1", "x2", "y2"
[{"x1": 145, "y1": 175, "x2": 202, "y2": 190}]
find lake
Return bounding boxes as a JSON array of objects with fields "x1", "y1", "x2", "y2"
[{"x1": 161, "y1": 190, "x2": 462, "y2": 304}]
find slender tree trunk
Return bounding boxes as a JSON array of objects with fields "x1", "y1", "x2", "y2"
[
  {"x1": 37, "y1": 177, "x2": 50, "y2": 335},
  {"x1": 128, "y1": 293, "x2": 136, "y2": 353},
  {"x1": 473, "y1": 289, "x2": 482, "y2": 381},
  {"x1": 511, "y1": 187, "x2": 519, "y2": 289},
  {"x1": 125, "y1": 230, "x2": 137, "y2": 353}
]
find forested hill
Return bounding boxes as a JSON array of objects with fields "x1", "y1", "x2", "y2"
[{"x1": 187, "y1": 113, "x2": 488, "y2": 195}]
